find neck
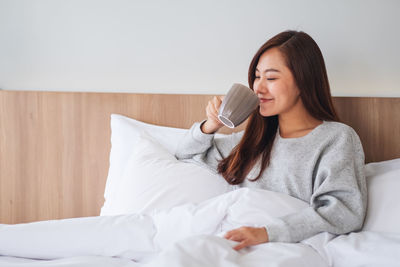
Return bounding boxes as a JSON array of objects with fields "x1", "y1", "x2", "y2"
[{"x1": 278, "y1": 99, "x2": 322, "y2": 138}]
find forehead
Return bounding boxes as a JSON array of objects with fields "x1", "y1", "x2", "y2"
[{"x1": 256, "y1": 47, "x2": 287, "y2": 71}]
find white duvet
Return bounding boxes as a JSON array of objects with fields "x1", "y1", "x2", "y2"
[
  {"x1": 0, "y1": 188, "x2": 330, "y2": 266},
  {"x1": 1, "y1": 188, "x2": 399, "y2": 267}
]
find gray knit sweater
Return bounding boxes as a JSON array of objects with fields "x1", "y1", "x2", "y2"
[{"x1": 175, "y1": 120, "x2": 367, "y2": 243}]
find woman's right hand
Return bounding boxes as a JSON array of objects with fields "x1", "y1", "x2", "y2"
[{"x1": 201, "y1": 96, "x2": 225, "y2": 134}]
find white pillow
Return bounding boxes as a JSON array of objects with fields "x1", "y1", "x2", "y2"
[
  {"x1": 103, "y1": 132, "x2": 233, "y2": 215},
  {"x1": 101, "y1": 114, "x2": 188, "y2": 214},
  {"x1": 365, "y1": 158, "x2": 400, "y2": 177},
  {"x1": 101, "y1": 114, "x2": 231, "y2": 215},
  {"x1": 363, "y1": 158, "x2": 400, "y2": 233}
]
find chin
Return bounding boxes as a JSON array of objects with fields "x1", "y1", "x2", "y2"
[{"x1": 258, "y1": 107, "x2": 276, "y2": 117}]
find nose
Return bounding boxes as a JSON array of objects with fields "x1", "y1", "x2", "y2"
[{"x1": 254, "y1": 77, "x2": 268, "y2": 95}]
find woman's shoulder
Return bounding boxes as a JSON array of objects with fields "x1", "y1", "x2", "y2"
[
  {"x1": 318, "y1": 121, "x2": 364, "y2": 152},
  {"x1": 313, "y1": 121, "x2": 366, "y2": 168},
  {"x1": 320, "y1": 121, "x2": 360, "y2": 139}
]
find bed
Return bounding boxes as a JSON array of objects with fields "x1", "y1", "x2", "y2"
[{"x1": 0, "y1": 90, "x2": 399, "y2": 267}]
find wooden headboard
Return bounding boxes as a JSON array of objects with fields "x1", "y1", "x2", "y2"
[{"x1": 1, "y1": 90, "x2": 399, "y2": 224}]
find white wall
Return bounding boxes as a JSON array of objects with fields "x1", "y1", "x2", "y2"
[{"x1": 0, "y1": 0, "x2": 399, "y2": 96}]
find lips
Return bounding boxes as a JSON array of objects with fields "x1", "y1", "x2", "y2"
[{"x1": 259, "y1": 98, "x2": 274, "y2": 103}]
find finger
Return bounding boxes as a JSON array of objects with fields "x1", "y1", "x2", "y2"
[
  {"x1": 224, "y1": 231, "x2": 232, "y2": 239},
  {"x1": 210, "y1": 99, "x2": 220, "y2": 115},
  {"x1": 224, "y1": 229, "x2": 239, "y2": 239},
  {"x1": 214, "y1": 96, "x2": 223, "y2": 106},
  {"x1": 208, "y1": 100, "x2": 219, "y2": 115},
  {"x1": 233, "y1": 241, "x2": 248, "y2": 251},
  {"x1": 209, "y1": 110, "x2": 221, "y2": 125},
  {"x1": 206, "y1": 107, "x2": 220, "y2": 123},
  {"x1": 213, "y1": 96, "x2": 221, "y2": 105},
  {"x1": 206, "y1": 102, "x2": 218, "y2": 118},
  {"x1": 228, "y1": 235, "x2": 242, "y2": 242},
  {"x1": 212, "y1": 97, "x2": 223, "y2": 112},
  {"x1": 206, "y1": 102, "x2": 213, "y2": 117},
  {"x1": 226, "y1": 233, "x2": 245, "y2": 242}
]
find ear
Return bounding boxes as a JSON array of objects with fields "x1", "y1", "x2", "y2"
[{"x1": 294, "y1": 85, "x2": 301, "y2": 97}]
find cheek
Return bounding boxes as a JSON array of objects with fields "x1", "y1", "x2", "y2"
[
  {"x1": 253, "y1": 80, "x2": 260, "y2": 92},
  {"x1": 267, "y1": 83, "x2": 284, "y2": 98},
  {"x1": 268, "y1": 86, "x2": 296, "y2": 113},
  {"x1": 267, "y1": 84, "x2": 278, "y2": 94},
  {"x1": 272, "y1": 82, "x2": 298, "y2": 100}
]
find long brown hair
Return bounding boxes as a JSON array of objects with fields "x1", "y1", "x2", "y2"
[{"x1": 217, "y1": 30, "x2": 339, "y2": 185}]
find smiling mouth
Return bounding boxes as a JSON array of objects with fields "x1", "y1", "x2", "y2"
[{"x1": 259, "y1": 98, "x2": 274, "y2": 103}]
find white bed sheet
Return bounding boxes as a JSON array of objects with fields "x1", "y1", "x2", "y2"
[
  {"x1": 3, "y1": 230, "x2": 400, "y2": 267},
  {"x1": 2, "y1": 188, "x2": 399, "y2": 267},
  {"x1": 0, "y1": 255, "x2": 139, "y2": 267},
  {"x1": 324, "y1": 231, "x2": 400, "y2": 267},
  {"x1": 1, "y1": 229, "x2": 399, "y2": 267},
  {"x1": 0, "y1": 188, "x2": 328, "y2": 267},
  {"x1": 0, "y1": 235, "x2": 328, "y2": 267},
  {"x1": 145, "y1": 235, "x2": 328, "y2": 267}
]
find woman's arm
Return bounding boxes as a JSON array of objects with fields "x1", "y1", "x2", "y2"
[
  {"x1": 175, "y1": 95, "x2": 243, "y2": 172},
  {"x1": 175, "y1": 120, "x2": 243, "y2": 172},
  {"x1": 265, "y1": 128, "x2": 367, "y2": 243}
]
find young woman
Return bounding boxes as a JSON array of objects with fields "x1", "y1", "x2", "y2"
[
  {"x1": 0, "y1": 31, "x2": 366, "y2": 261},
  {"x1": 175, "y1": 30, "x2": 366, "y2": 251}
]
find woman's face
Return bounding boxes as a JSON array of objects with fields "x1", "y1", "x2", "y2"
[{"x1": 253, "y1": 48, "x2": 301, "y2": 117}]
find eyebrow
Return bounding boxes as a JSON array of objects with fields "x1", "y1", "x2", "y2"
[{"x1": 255, "y1": 68, "x2": 280, "y2": 73}]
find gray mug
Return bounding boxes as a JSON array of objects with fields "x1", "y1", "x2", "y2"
[{"x1": 218, "y1": 83, "x2": 260, "y2": 128}]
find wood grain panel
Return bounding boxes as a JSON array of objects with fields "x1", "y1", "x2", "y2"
[
  {"x1": 0, "y1": 90, "x2": 399, "y2": 224},
  {"x1": 0, "y1": 91, "x2": 242, "y2": 224},
  {"x1": 333, "y1": 97, "x2": 400, "y2": 163}
]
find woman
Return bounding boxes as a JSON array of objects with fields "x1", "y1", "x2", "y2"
[
  {"x1": 0, "y1": 31, "x2": 366, "y2": 261},
  {"x1": 175, "y1": 30, "x2": 366, "y2": 250}
]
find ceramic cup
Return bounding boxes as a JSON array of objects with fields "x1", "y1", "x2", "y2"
[{"x1": 218, "y1": 83, "x2": 260, "y2": 128}]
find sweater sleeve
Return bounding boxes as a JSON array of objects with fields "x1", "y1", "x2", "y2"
[
  {"x1": 175, "y1": 120, "x2": 243, "y2": 173},
  {"x1": 265, "y1": 128, "x2": 367, "y2": 242}
]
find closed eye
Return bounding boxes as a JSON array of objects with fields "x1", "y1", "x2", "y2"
[{"x1": 254, "y1": 77, "x2": 277, "y2": 81}]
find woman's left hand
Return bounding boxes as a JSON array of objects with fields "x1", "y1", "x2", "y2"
[{"x1": 224, "y1": 226, "x2": 269, "y2": 250}]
